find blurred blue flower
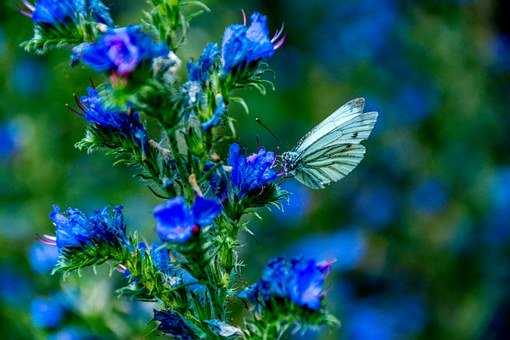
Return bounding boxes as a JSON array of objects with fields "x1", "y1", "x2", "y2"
[
  {"x1": 49, "y1": 205, "x2": 127, "y2": 253},
  {"x1": 0, "y1": 266, "x2": 31, "y2": 305},
  {"x1": 221, "y1": 12, "x2": 283, "y2": 72},
  {"x1": 355, "y1": 184, "x2": 397, "y2": 229},
  {"x1": 201, "y1": 95, "x2": 226, "y2": 131},
  {"x1": 0, "y1": 121, "x2": 22, "y2": 160},
  {"x1": 286, "y1": 228, "x2": 366, "y2": 271},
  {"x1": 275, "y1": 180, "x2": 311, "y2": 224},
  {"x1": 26, "y1": 0, "x2": 113, "y2": 27},
  {"x1": 241, "y1": 257, "x2": 332, "y2": 311},
  {"x1": 394, "y1": 85, "x2": 438, "y2": 125},
  {"x1": 75, "y1": 26, "x2": 168, "y2": 76},
  {"x1": 489, "y1": 35, "x2": 510, "y2": 72},
  {"x1": 490, "y1": 167, "x2": 510, "y2": 210},
  {"x1": 28, "y1": 242, "x2": 58, "y2": 273},
  {"x1": 11, "y1": 58, "x2": 46, "y2": 95},
  {"x1": 228, "y1": 143, "x2": 277, "y2": 197},
  {"x1": 49, "y1": 327, "x2": 90, "y2": 340},
  {"x1": 313, "y1": 0, "x2": 396, "y2": 67},
  {"x1": 483, "y1": 208, "x2": 510, "y2": 246},
  {"x1": 31, "y1": 295, "x2": 66, "y2": 329},
  {"x1": 188, "y1": 43, "x2": 219, "y2": 82},
  {"x1": 154, "y1": 196, "x2": 222, "y2": 243},
  {"x1": 80, "y1": 87, "x2": 148, "y2": 146},
  {"x1": 154, "y1": 310, "x2": 194, "y2": 339},
  {"x1": 344, "y1": 295, "x2": 425, "y2": 340},
  {"x1": 410, "y1": 178, "x2": 448, "y2": 215}
]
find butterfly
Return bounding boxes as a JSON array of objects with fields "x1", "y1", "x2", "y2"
[{"x1": 281, "y1": 98, "x2": 378, "y2": 189}]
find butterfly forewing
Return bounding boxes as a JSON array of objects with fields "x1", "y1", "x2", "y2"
[
  {"x1": 289, "y1": 97, "x2": 378, "y2": 189},
  {"x1": 295, "y1": 98, "x2": 366, "y2": 155}
]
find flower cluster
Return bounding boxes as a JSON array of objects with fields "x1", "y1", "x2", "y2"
[
  {"x1": 221, "y1": 12, "x2": 285, "y2": 72},
  {"x1": 22, "y1": 0, "x2": 113, "y2": 27},
  {"x1": 23, "y1": 2, "x2": 342, "y2": 338},
  {"x1": 74, "y1": 26, "x2": 168, "y2": 77},
  {"x1": 40, "y1": 205, "x2": 127, "y2": 269},
  {"x1": 154, "y1": 196, "x2": 222, "y2": 244},
  {"x1": 79, "y1": 87, "x2": 148, "y2": 146},
  {"x1": 228, "y1": 143, "x2": 278, "y2": 197},
  {"x1": 241, "y1": 257, "x2": 332, "y2": 311}
]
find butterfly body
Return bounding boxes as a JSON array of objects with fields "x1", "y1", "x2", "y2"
[{"x1": 281, "y1": 98, "x2": 378, "y2": 189}]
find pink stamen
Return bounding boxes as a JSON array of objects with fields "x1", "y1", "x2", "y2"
[
  {"x1": 271, "y1": 23, "x2": 285, "y2": 44},
  {"x1": 38, "y1": 234, "x2": 57, "y2": 246},
  {"x1": 241, "y1": 9, "x2": 247, "y2": 26},
  {"x1": 22, "y1": 0, "x2": 35, "y2": 11},
  {"x1": 19, "y1": 8, "x2": 32, "y2": 18},
  {"x1": 273, "y1": 35, "x2": 287, "y2": 50},
  {"x1": 116, "y1": 264, "x2": 128, "y2": 273}
]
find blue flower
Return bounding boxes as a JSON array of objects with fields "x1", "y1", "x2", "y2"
[
  {"x1": 354, "y1": 184, "x2": 397, "y2": 229},
  {"x1": 154, "y1": 310, "x2": 194, "y2": 339},
  {"x1": 154, "y1": 196, "x2": 222, "y2": 244},
  {"x1": 0, "y1": 121, "x2": 22, "y2": 160},
  {"x1": 28, "y1": 242, "x2": 58, "y2": 273},
  {"x1": 221, "y1": 12, "x2": 284, "y2": 72},
  {"x1": 286, "y1": 228, "x2": 366, "y2": 271},
  {"x1": 201, "y1": 95, "x2": 226, "y2": 131},
  {"x1": 75, "y1": 26, "x2": 168, "y2": 76},
  {"x1": 49, "y1": 327, "x2": 90, "y2": 340},
  {"x1": 242, "y1": 257, "x2": 332, "y2": 311},
  {"x1": 24, "y1": 0, "x2": 113, "y2": 27},
  {"x1": 188, "y1": 43, "x2": 220, "y2": 82},
  {"x1": 228, "y1": 143, "x2": 278, "y2": 197},
  {"x1": 31, "y1": 295, "x2": 66, "y2": 329},
  {"x1": 80, "y1": 87, "x2": 148, "y2": 146},
  {"x1": 410, "y1": 178, "x2": 448, "y2": 215},
  {"x1": 48, "y1": 205, "x2": 127, "y2": 253}
]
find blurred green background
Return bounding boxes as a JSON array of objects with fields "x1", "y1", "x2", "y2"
[{"x1": 1, "y1": 0, "x2": 510, "y2": 339}]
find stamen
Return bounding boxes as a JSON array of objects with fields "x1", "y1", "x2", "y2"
[
  {"x1": 19, "y1": 8, "x2": 32, "y2": 18},
  {"x1": 271, "y1": 23, "x2": 285, "y2": 43},
  {"x1": 37, "y1": 234, "x2": 57, "y2": 246},
  {"x1": 273, "y1": 35, "x2": 287, "y2": 50},
  {"x1": 241, "y1": 9, "x2": 247, "y2": 26},
  {"x1": 22, "y1": 0, "x2": 35, "y2": 12},
  {"x1": 65, "y1": 103, "x2": 82, "y2": 116},
  {"x1": 73, "y1": 93, "x2": 86, "y2": 111}
]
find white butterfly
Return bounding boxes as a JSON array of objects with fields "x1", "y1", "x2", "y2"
[{"x1": 281, "y1": 98, "x2": 378, "y2": 189}]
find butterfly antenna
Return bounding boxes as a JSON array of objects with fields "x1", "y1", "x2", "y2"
[
  {"x1": 256, "y1": 134, "x2": 261, "y2": 149},
  {"x1": 255, "y1": 117, "x2": 280, "y2": 143}
]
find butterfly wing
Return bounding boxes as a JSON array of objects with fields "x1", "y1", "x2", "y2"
[{"x1": 292, "y1": 99, "x2": 378, "y2": 189}]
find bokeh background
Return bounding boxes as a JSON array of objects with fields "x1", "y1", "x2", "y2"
[{"x1": 1, "y1": 0, "x2": 509, "y2": 339}]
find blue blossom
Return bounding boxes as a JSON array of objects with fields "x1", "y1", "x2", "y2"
[
  {"x1": 75, "y1": 26, "x2": 168, "y2": 76},
  {"x1": 49, "y1": 327, "x2": 90, "y2": 340},
  {"x1": 24, "y1": 0, "x2": 113, "y2": 27},
  {"x1": 0, "y1": 121, "x2": 22, "y2": 160},
  {"x1": 242, "y1": 257, "x2": 332, "y2": 311},
  {"x1": 228, "y1": 143, "x2": 278, "y2": 197},
  {"x1": 489, "y1": 35, "x2": 510, "y2": 72},
  {"x1": 31, "y1": 295, "x2": 66, "y2": 329},
  {"x1": 0, "y1": 266, "x2": 32, "y2": 305},
  {"x1": 154, "y1": 310, "x2": 194, "y2": 339},
  {"x1": 221, "y1": 12, "x2": 284, "y2": 72},
  {"x1": 286, "y1": 228, "x2": 366, "y2": 271},
  {"x1": 80, "y1": 87, "x2": 148, "y2": 146},
  {"x1": 355, "y1": 184, "x2": 397, "y2": 229},
  {"x1": 154, "y1": 196, "x2": 222, "y2": 244},
  {"x1": 188, "y1": 43, "x2": 219, "y2": 82},
  {"x1": 201, "y1": 95, "x2": 226, "y2": 131},
  {"x1": 48, "y1": 205, "x2": 127, "y2": 253},
  {"x1": 11, "y1": 58, "x2": 46, "y2": 95},
  {"x1": 410, "y1": 178, "x2": 448, "y2": 215},
  {"x1": 28, "y1": 242, "x2": 58, "y2": 273}
]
